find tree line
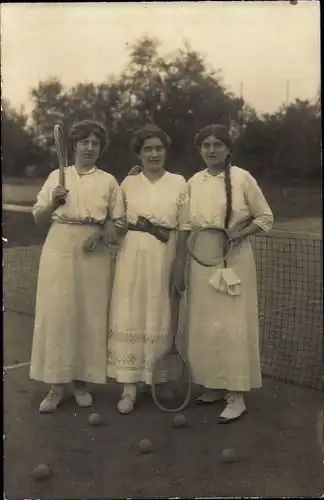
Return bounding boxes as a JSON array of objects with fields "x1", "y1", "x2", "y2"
[{"x1": 2, "y1": 37, "x2": 321, "y2": 185}]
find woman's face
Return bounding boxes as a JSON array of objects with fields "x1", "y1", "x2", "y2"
[
  {"x1": 75, "y1": 132, "x2": 101, "y2": 167},
  {"x1": 139, "y1": 136, "x2": 166, "y2": 172},
  {"x1": 200, "y1": 135, "x2": 229, "y2": 169}
]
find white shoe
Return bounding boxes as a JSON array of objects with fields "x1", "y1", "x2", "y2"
[
  {"x1": 117, "y1": 394, "x2": 136, "y2": 414},
  {"x1": 39, "y1": 385, "x2": 65, "y2": 413},
  {"x1": 72, "y1": 382, "x2": 93, "y2": 408},
  {"x1": 218, "y1": 392, "x2": 247, "y2": 423},
  {"x1": 196, "y1": 389, "x2": 227, "y2": 404}
]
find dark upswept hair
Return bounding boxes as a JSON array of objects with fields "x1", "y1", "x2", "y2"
[
  {"x1": 70, "y1": 120, "x2": 109, "y2": 155},
  {"x1": 195, "y1": 124, "x2": 233, "y2": 229},
  {"x1": 131, "y1": 124, "x2": 171, "y2": 156}
]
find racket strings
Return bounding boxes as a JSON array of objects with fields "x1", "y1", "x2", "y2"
[
  {"x1": 152, "y1": 294, "x2": 192, "y2": 412},
  {"x1": 188, "y1": 228, "x2": 230, "y2": 267},
  {"x1": 153, "y1": 353, "x2": 184, "y2": 384},
  {"x1": 152, "y1": 354, "x2": 191, "y2": 411}
]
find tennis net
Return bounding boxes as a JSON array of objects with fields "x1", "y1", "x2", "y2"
[{"x1": 3, "y1": 205, "x2": 323, "y2": 390}]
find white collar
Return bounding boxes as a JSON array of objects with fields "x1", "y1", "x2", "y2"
[{"x1": 73, "y1": 165, "x2": 97, "y2": 176}]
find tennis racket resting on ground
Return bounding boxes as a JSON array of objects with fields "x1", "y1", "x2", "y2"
[
  {"x1": 187, "y1": 216, "x2": 254, "y2": 267},
  {"x1": 152, "y1": 291, "x2": 192, "y2": 413},
  {"x1": 53, "y1": 124, "x2": 68, "y2": 188}
]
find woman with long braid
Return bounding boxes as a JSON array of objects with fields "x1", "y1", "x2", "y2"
[{"x1": 185, "y1": 124, "x2": 273, "y2": 423}]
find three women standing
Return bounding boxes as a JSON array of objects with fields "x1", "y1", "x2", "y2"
[
  {"x1": 31, "y1": 119, "x2": 273, "y2": 423},
  {"x1": 30, "y1": 120, "x2": 125, "y2": 413}
]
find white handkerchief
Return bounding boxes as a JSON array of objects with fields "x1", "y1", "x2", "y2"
[
  {"x1": 209, "y1": 269, "x2": 222, "y2": 290},
  {"x1": 209, "y1": 268, "x2": 241, "y2": 296}
]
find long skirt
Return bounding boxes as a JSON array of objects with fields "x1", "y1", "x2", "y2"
[
  {"x1": 30, "y1": 222, "x2": 114, "y2": 384},
  {"x1": 186, "y1": 236, "x2": 262, "y2": 392},
  {"x1": 107, "y1": 231, "x2": 177, "y2": 385}
]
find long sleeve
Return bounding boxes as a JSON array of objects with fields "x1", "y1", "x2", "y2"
[
  {"x1": 108, "y1": 177, "x2": 126, "y2": 227},
  {"x1": 244, "y1": 172, "x2": 274, "y2": 233},
  {"x1": 32, "y1": 171, "x2": 57, "y2": 219}
]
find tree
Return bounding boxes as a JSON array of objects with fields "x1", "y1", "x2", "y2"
[
  {"x1": 233, "y1": 99, "x2": 321, "y2": 182},
  {"x1": 114, "y1": 37, "x2": 243, "y2": 176},
  {"x1": 277, "y1": 99, "x2": 321, "y2": 182},
  {"x1": 2, "y1": 99, "x2": 45, "y2": 177},
  {"x1": 28, "y1": 37, "x2": 244, "y2": 179},
  {"x1": 16, "y1": 37, "x2": 319, "y2": 184}
]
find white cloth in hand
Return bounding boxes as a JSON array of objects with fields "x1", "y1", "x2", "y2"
[{"x1": 209, "y1": 268, "x2": 241, "y2": 296}]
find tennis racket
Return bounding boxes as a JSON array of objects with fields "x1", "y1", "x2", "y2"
[
  {"x1": 53, "y1": 124, "x2": 68, "y2": 188},
  {"x1": 187, "y1": 216, "x2": 254, "y2": 268},
  {"x1": 151, "y1": 291, "x2": 191, "y2": 413}
]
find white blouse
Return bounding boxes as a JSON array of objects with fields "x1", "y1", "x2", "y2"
[
  {"x1": 185, "y1": 166, "x2": 273, "y2": 232},
  {"x1": 120, "y1": 171, "x2": 190, "y2": 230},
  {"x1": 33, "y1": 166, "x2": 125, "y2": 225}
]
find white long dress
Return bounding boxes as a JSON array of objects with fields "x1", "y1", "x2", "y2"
[
  {"x1": 107, "y1": 171, "x2": 189, "y2": 385},
  {"x1": 186, "y1": 166, "x2": 273, "y2": 392},
  {"x1": 30, "y1": 166, "x2": 125, "y2": 384}
]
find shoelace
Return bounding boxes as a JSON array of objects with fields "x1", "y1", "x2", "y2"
[
  {"x1": 225, "y1": 393, "x2": 235, "y2": 404},
  {"x1": 47, "y1": 388, "x2": 60, "y2": 399}
]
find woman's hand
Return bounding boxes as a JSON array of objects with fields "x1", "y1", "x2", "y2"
[
  {"x1": 83, "y1": 229, "x2": 103, "y2": 252},
  {"x1": 102, "y1": 219, "x2": 125, "y2": 257},
  {"x1": 52, "y1": 185, "x2": 69, "y2": 207},
  {"x1": 127, "y1": 165, "x2": 142, "y2": 176},
  {"x1": 225, "y1": 221, "x2": 260, "y2": 246},
  {"x1": 106, "y1": 243, "x2": 120, "y2": 258},
  {"x1": 102, "y1": 219, "x2": 119, "y2": 246},
  {"x1": 224, "y1": 228, "x2": 244, "y2": 246}
]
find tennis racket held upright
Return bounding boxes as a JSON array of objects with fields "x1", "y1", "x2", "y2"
[
  {"x1": 53, "y1": 124, "x2": 68, "y2": 188},
  {"x1": 151, "y1": 291, "x2": 192, "y2": 413}
]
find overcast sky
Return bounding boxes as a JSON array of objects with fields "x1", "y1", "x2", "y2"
[{"x1": 1, "y1": 2, "x2": 320, "y2": 116}]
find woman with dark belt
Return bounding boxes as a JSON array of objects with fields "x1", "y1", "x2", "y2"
[
  {"x1": 30, "y1": 120, "x2": 125, "y2": 413},
  {"x1": 107, "y1": 124, "x2": 189, "y2": 414}
]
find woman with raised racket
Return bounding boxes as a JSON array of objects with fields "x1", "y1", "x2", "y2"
[
  {"x1": 186, "y1": 124, "x2": 273, "y2": 423},
  {"x1": 107, "y1": 124, "x2": 190, "y2": 414},
  {"x1": 30, "y1": 120, "x2": 125, "y2": 413}
]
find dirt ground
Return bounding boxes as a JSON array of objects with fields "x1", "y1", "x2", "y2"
[{"x1": 3, "y1": 311, "x2": 324, "y2": 499}]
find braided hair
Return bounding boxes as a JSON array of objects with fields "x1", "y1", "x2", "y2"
[
  {"x1": 195, "y1": 124, "x2": 233, "y2": 228},
  {"x1": 223, "y1": 154, "x2": 233, "y2": 229}
]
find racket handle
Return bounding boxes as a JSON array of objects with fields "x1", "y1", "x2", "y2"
[
  {"x1": 59, "y1": 168, "x2": 65, "y2": 188},
  {"x1": 170, "y1": 292, "x2": 181, "y2": 334}
]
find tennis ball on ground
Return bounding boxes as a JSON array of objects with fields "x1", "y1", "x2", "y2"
[
  {"x1": 172, "y1": 413, "x2": 187, "y2": 428},
  {"x1": 32, "y1": 464, "x2": 51, "y2": 481},
  {"x1": 88, "y1": 413, "x2": 103, "y2": 426},
  {"x1": 220, "y1": 448, "x2": 239, "y2": 463},
  {"x1": 138, "y1": 439, "x2": 154, "y2": 454}
]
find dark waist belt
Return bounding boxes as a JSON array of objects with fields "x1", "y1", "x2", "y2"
[{"x1": 127, "y1": 217, "x2": 171, "y2": 243}]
